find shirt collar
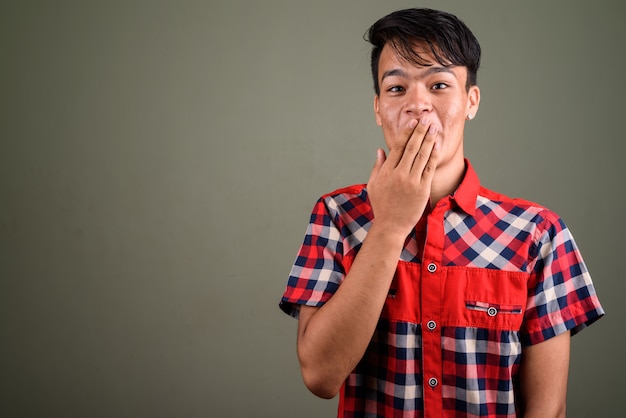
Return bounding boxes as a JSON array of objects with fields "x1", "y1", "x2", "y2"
[{"x1": 450, "y1": 159, "x2": 479, "y2": 216}]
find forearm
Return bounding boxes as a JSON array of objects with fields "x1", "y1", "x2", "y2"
[
  {"x1": 523, "y1": 410, "x2": 566, "y2": 418},
  {"x1": 519, "y1": 331, "x2": 570, "y2": 418},
  {"x1": 297, "y1": 118, "x2": 439, "y2": 398},
  {"x1": 297, "y1": 223, "x2": 405, "y2": 398}
]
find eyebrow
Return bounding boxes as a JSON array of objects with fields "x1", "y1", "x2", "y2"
[{"x1": 380, "y1": 66, "x2": 455, "y2": 83}]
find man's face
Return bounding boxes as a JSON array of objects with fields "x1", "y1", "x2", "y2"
[{"x1": 374, "y1": 43, "x2": 479, "y2": 169}]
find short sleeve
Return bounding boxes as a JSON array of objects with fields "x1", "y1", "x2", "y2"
[
  {"x1": 521, "y1": 213, "x2": 604, "y2": 346},
  {"x1": 279, "y1": 196, "x2": 346, "y2": 319}
]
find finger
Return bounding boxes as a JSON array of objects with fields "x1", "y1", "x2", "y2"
[
  {"x1": 396, "y1": 117, "x2": 432, "y2": 171},
  {"x1": 419, "y1": 141, "x2": 440, "y2": 185},
  {"x1": 409, "y1": 123, "x2": 438, "y2": 175},
  {"x1": 384, "y1": 118, "x2": 420, "y2": 167},
  {"x1": 367, "y1": 148, "x2": 386, "y2": 187}
]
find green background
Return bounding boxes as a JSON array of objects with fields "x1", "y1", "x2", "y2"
[{"x1": 1, "y1": 1, "x2": 623, "y2": 417}]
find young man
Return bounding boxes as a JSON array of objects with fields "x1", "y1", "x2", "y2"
[{"x1": 279, "y1": 8, "x2": 603, "y2": 418}]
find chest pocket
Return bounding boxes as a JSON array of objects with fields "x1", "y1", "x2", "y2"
[{"x1": 442, "y1": 267, "x2": 529, "y2": 331}]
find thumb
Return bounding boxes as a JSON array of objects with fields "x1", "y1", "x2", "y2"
[
  {"x1": 374, "y1": 148, "x2": 387, "y2": 166},
  {"x1": 367, "y1": 148, "x2": 386, "y2": 185}
]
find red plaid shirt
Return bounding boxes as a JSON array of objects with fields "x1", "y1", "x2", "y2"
[{"x1": 280, "y1": 160, "x2": 603, "y2": 417}]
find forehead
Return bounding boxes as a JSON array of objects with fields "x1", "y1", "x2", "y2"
[
  {"x1": 378, "y1": 43, "x2": 467, "y2": 81},
  {"x1": 379, "y1": 42, "x2": 443, "y2": 69}
]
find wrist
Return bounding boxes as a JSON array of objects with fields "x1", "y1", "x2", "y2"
[{"x1": 367, "y1": 221, "x2": 410, "y2": 248}]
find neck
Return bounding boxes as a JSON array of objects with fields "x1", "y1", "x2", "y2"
[{"x1": 430, "y1": 155, "x2": 466, "y2": 207}]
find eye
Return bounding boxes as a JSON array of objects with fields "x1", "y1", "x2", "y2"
[
  {"x1": 432, "y1": 82, "x2": 448, "y2": 90},
  {"x1": 387, "y1": 85, "x2": 405, "y2": 93}
]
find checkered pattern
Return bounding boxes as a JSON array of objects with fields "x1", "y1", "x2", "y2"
[{"x1": 280, "y1": 161, "x2": 604, "y2": 417}]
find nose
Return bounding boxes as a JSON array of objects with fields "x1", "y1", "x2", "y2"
[{"x1": 404, "y1": 85, "x2": 431, "y2": 116}]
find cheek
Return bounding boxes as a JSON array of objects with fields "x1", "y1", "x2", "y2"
[
  {"x1": 441, "y1": 104, "x2": 465, "y2": 128},
  {"x1": 377, "y1": 103, "x2": 409, "y2": 133},
  {"x1": 379, "y1": 108, "x2": 408, "y2": 141},
  {"x1": 378, "y1": 102, "x2": 399, "y2": 123},
  {"x1": 376, "y1": 104, "x2": 407, "y2": 148}
]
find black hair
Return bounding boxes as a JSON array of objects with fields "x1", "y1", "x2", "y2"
[{"x1": 365, "y1": 8, "x2": 481, "y2": 95}]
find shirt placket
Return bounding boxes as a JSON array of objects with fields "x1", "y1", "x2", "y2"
[{"x1": 420, "y1": 200, "x2": 448, "y2": 418}]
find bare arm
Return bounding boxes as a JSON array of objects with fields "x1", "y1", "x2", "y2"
[
  {"x1": 519, "y1": 331, "x2": 571, "y2": 418},
  {"x1": 296, "y1": 118, "x2": 440, "y2": 398},
  {"x1": 297, "y1": 224, "x2": 406, "y2": 398}
]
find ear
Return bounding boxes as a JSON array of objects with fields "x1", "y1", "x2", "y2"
[
  {"x1": 466, "y1": 85, "x2": 480, "y2": 120},
  {"x1": 374, "y1": 95, "x2": 382, "y2": 126}
]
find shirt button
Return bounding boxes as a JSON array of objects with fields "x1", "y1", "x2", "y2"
[
  {"x1": 426, "y1": 320, "x2": 437, "y2": 331},
  {"x1": 428, "y1": 377, "x2": 438, "y2": 388},
  {"x1": 427, "y1": 263, "x2": 437, "y2": 273},
  {"x1": 487, "y1": 307, "x2": 498, "y2": 317}
]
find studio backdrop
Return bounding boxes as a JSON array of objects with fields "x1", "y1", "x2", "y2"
[{"x1": 1, "y1": 1, "x2": 623, "y2": 417}]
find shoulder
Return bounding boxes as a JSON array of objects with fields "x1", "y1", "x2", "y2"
[
  {"x1": 320, "y1": 184, "x2": 367, "y2": 200},
  {"x1": 476, "y1": 186, "x2": 565, "y2": 232},
  {"x1": 310, "y1": 184, "x2": 372, "y2": 232},
  {"x1": 478, "y1": 185, "x2": 543, "y2": 209},
  {"x1": 316, "y1": 184, "x2": 369, "y2": 213}
]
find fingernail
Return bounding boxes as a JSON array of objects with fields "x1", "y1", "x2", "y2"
[
  {"x1": 409, "y1": 119, "x2": 418, "y2": 129},
  {"x1": 429, "y1": 125, "x2": 437, "y2": 134},
  {"x1": 420, "y1": 118, "x2": 430, "y2": 125},
  {"x1": 434, "y1": 142, "x2": 441, "y2": 150}
]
